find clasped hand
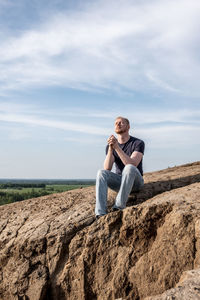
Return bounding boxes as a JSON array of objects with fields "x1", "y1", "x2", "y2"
[{"x1": 107, "y1": 135, "x2": 118, "y2": 150}]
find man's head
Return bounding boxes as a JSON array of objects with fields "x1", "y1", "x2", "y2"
[{"x1": 114, "y1": 116, "x2": 130, "y2": 134}]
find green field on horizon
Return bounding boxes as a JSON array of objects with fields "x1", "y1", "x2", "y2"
[
  {"x1": 0, "y1": 182, "x2": 94, "y2": 206},
  {"x1": 0, "y1": 184, "x2": 91, "y2": 194}
]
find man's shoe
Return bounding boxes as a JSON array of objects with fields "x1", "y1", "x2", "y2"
[
  {"x1": 96, "y1": 215, "x2": 103, "y2": 220},
  {"x1": 111, "y1": 207, "x2": 121, "y2": 212}
]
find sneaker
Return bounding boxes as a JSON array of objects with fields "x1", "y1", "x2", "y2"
[
  {"x1": 111, "y1": 207, "x2": 121, "y2": 212},
  {"x1": 96, "y1": 215, "x2": 103, "y2": 220}
]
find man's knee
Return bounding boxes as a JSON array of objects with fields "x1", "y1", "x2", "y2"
[
  {"x1": 123, "y1": 164, "x2": 137, "y2": 175},
  {"x1": 96, "y1": 169, "x2": 109, "y2": 180}
]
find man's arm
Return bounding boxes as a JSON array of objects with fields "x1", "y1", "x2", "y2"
[
  {"x1": 115, "y1": 147, "x2": 143, "y2": 167},
  {"x1": 109, "y1": 135, "x2": 143, "y2": 167},
  {"x1": 104, "y1": 145, "x2": 115, "y2": 170}
]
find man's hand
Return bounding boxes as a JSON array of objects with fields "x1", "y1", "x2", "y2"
[{"x1": 107, "y1": 135, "x2": 119, "y2": 150}]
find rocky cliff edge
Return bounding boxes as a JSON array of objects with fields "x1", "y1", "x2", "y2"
[{"x1": 0, "y1": 161, "x2": 200, "y2": 300}]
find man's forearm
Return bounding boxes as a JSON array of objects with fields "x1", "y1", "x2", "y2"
[
  {"x1": 104, "y1": 147, "x2": 114, "y2": 170},
  {"x1": 115, "y1": 146, "x2": 136, "y2": 166}
]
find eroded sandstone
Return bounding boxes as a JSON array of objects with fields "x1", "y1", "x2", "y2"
[{"x1": 0, "y1": 162, "x2": 200, "y2": 300}]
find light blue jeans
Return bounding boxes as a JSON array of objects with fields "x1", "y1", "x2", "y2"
[{"x1": 95, "y1": 164, "x2": 144, "y2": 216}]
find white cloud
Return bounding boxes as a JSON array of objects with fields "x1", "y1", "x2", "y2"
[
  {"x1": 0, "y1": 108, "x2": 111, "y2": 136},
  {"x1": 0, "y1": 101, "x2": 199, "y2": 148},
  {"x1": 138, "y1": 124, "x2": 200, "y2": 148},
  {"x1": 1, "y1": 100, "x2": 200, "y2": 125},
  {"x1": 128, "y1": 109, "x2": 200, "y2": 126},
  {"x1": 0, "y1": 0, "x2": 200, "y2": 95}
]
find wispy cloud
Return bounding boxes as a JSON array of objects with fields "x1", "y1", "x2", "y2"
[
  {"x1": 1, "y1": 0, "x2": 200, "y2": 95},
  {"x1": 1, "y1": 110, "x2": 199, "y2": 150},
  {"x1": 0, "y1": 101, "x2": 199, "y2": 146},
  {"x1": 0, "y1": 112, "x2": 110, "y2": 136},
  {"x1": 138, "y1": 124, "x2": 200, "y2": 149},
  {"x1": 1, "y1": 101, "x2": 200, "y2": 125}
]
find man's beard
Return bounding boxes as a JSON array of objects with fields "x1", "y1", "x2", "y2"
[{"x1": 115, "y1": 128, "x2": 127, "y2": 134}]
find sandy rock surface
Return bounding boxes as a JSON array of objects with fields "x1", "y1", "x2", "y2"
[
  {"x1": 0, "y1": 161, "x2": 200, "y2": 300},
  {"x1": 146, "y1": 268, "x2": 200, "y2": 300}
]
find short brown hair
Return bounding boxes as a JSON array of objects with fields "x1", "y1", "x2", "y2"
[{"x1": 115, "y1": 116, "x2": 130, "y2": 126}]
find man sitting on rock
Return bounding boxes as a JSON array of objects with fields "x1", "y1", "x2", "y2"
[{"x1": 95, "y1": 116, "x2": 145, "y2": 218}]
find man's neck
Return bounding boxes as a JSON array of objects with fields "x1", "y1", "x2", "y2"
[{"x1": 117, "y1": 132, "x2": 130, "y2": 144}]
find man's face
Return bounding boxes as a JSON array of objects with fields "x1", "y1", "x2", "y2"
[{"x1": 114, "y1": 118, "x2": 129, "y2": 134}]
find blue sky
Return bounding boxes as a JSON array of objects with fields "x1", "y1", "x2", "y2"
[{"x1": 0, "y1": 0, "x2": 199, "y2": 179}]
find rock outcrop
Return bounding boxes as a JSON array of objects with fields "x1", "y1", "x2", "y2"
[{"x1": 0, "y1": 161, "x2": 200, "y2": 300}]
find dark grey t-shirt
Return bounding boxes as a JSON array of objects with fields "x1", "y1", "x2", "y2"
[{"x1": 106, "y1": 136, "x2": 145, "y2": 176}]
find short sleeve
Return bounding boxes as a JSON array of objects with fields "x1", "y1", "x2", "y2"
[{"x1": 134, "y1": 139, "x2": 145, "y2": 154}]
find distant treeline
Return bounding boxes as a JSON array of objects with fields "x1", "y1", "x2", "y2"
[
  {"x1": 0, "y1": 183, "x2": 46, "y2": 189},
  {"x1": 0, "y1": 179, "x2": 95, "y2": 185}
]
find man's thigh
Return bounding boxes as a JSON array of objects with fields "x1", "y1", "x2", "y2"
[
  {"x1": 132, "y1": 170, "x2": 144, "y2": 192},
  {"x1": 107, "y1": 171, "x2": 121, "y2": 192}
]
